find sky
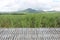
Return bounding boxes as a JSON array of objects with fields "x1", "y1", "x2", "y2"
[{"x1": 0, "y1": 0, "x2": 60, "y2": 12}]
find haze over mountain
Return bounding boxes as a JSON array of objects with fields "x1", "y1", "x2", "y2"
[
  {"x1": 21, "y1": 8, "x2": 38, "y2": 12},
  {"x1": 17, "y1": 8, "x2": 44, "y2": 13}
]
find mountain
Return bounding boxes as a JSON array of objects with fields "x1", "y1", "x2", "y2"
[
  {"x1": 17, "y1": 8, "x2": 44, "y2": 13},
  {"x1": 20, "y1": 8, "x2": 40, "y2": 13},
  {"x1": 26, "y1": 8, "x2": 37, "y2": 12}
]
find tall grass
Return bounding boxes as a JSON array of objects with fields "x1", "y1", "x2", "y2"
[{"x1": 0, "y1": 12, "x2": 60, "y2": 28}]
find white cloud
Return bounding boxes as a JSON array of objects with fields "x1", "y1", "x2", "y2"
[
  {"x1": 0, "y1": 0, "x2": 60, "y2": 12},
  {"x1": 51, "y1": 2, "x2": 60, "y2": 11}
]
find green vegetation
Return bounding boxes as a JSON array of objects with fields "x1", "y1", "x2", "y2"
[{"x1": 0, "y1": 12, "x2": 60, "y2": 28}]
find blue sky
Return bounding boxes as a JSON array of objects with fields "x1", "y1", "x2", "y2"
[{"x1": 0, "y1": 0, "x2": 60, "y2": 12}]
